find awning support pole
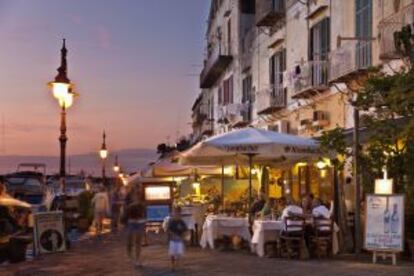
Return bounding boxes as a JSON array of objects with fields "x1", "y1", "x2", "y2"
[{"x1": 221, "y1": 163, "x2": 225, "y2": 210}]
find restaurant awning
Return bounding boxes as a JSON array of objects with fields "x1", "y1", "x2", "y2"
[{"x1": 180, "y1": 127, "x2": 321, "y2": 166}]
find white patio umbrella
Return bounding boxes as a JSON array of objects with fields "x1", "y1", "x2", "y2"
[
  {"x1": 180, "y1": 127, "x2": 321, "y2": 214},
  {"x1": 151, "y1": 158, "x2": 222, "y2": 177},
  {"x1": 0, "y1": 195, "x2": 32, "y2": 208}
]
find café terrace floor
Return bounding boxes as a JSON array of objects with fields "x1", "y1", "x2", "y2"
[{"x1": 1, "y1": 231, "x2": 413, "y2": 276}]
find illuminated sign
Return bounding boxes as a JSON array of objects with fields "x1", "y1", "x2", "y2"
[{"x1": 145, "y1": 186, "x2": 171, "y2": 201}]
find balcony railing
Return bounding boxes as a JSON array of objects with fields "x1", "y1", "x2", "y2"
[
  {"x1": 329, "y1": 40, "x2": 372, "y2": 83},
  {"x1": 292, "y1": 60, "x2": 329, "y2": 99},
  {"x1": 232, "y1": 106, "x2": 253, "y2": 128},
  {"x1": 379, "y1": 3, "x2": 414, "y2": 60},
  {"x1": 256, "y1": 0, "x2": 286, "y2": 27},
  {"x1": 257, "y1": 84, "x2": 286, "y2": 115},
  {"x1": 200, "y1": 45, "x2": 233, "y2": 89}
]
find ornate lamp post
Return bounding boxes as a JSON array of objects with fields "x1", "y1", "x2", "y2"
[
  {"x1": 99, "y1": 131, "x2": 108, "y2": 186},
  {"x1": 49, "y1": 39, "x2": 78, "y2": 193}
]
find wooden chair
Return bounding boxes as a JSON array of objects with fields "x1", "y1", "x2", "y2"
[
  {"x1": 264, "y1": 233, "x2": 280, "y2": 258},
  {"x1": 280, "y1": 216, "x2": 305, "y2": 259},
  {"x1": 310, "y1": 216, "x2": 333, "y2": 258}
]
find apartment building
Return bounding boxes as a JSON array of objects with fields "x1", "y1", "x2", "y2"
[
  {"x1": 191, "y1": 0, "x2": 413, "y2": 142},
  {"x1": 191, "y1": 0, "x2": 256, "y2": 143}
]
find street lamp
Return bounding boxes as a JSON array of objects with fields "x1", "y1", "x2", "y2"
[
  {"x1": 49, "y1": 39, "x2": 78, "y2": 193},
  {"x1": 113, "y1": 155, "x2": 120, "y2": 173},
  {"x1": 99, "y1": 131, "x2": 108, "y2": 186}
]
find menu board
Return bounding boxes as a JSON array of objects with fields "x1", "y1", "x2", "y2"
[
  {"x1": 34, "y1": 211, "x2": 66, "y2": 255},
  {"x1": 144, "y1": 186, "x2": 171, "y2": 201},
  {"x1": 365, "y1": 194, "x2": 404, "y2": 252}
]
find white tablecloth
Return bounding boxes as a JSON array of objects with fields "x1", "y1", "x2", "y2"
[
  {"x1": 162, "y1": 215, "x2": 196, "y2": 232},
  {"x1": 200, "y1": 215, "x2": 251, "y2": 249},
  {"x1": 251, "y1": 220, "x2": 284, "y2": 257},
  {"x1": 250, "y1": 219, "x2": 340, "y2": 257},
  {"x1": 181, "y1": 205, "x2": 206, "y2": 230}
]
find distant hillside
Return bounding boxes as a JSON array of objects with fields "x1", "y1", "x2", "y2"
[{"x1": 0, "y1": 148, "x2": 158, "y2": 176}]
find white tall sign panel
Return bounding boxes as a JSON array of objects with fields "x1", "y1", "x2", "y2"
[
  {"x1": 34, "y1": 211, "x2": 66, "y2": 255},
  {"x1": 365, "y1": 194, "x2": 404, "y2": 265}
]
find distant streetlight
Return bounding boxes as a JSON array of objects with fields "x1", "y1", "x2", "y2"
[
  {"x1": 113, "y1": 155, "x2": 120, "y2": 173},
  {"x1": 49, "y1": 39, "x2": 78, "y2": 193},
  {"x1": 99, "y1": 131, "x2": 108, "y2": 186}
]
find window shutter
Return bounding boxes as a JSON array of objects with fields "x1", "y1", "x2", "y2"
[
  {"x1": 223, "y1": 81, "x2": 228, "y2": 105},
  {"x1": 321, "y1": 18, "x2": 330, "y2": 59},
  {"x1": 229, "y1": 76, "x2": 234, "y2": 104},
  {"x1": 269, "y1": 55, "x2": 275, "y2": 86},
  {"x1": 309, "y1": 26, "x2": 314, "y2": 60},
  {"x1": 227, "y1": 19, "x2": 232, "y2": 55},
  {"x1": 218, "y1": 87, "x2": 222, "y2": 105}
]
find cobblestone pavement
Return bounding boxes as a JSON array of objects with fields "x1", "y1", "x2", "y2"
[{"x1": 1, "y1": 232, "x2": 413, "y2": 276}]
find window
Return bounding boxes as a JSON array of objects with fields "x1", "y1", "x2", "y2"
[
  {"x1": 269, "y1": 49, "x2": 286, "y2": 87},
  {"x1": 310, "y1": 18, "x2": 330, "y2": 61},
  {"x1": 269, "y1": 49, "x2": 286, "y2": 100},
  {"x1": 310, "y1": 18, "x2": 330, "y2": 86},
  {"x1": 356, "y1": 0, "x2": 372, "y2": 68},
  {"x1": 218, "y1": 87, "x2": 223, "y2": 105},
  {"x1": 223, "y1": 76, "x2": 233, "y2": 105},
  {"x1": 241, "y1": 0, "x2": 255, "y2": 14},
  {"x1": 227, "y1": 19, "x2": 232, "y2": 55},
  {"x1": 242, "y1": 75, "x2": 252, "y2": 103},
  {"x1": 209, "y1": 96, "x2": 214, "y2": 121},
  {"x1": 242, "y1": 75, "x2": 253, "y2": 122}
]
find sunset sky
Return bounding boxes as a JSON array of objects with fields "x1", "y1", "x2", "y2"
[{"x1": 0, "y1": 0, "x2": 208, "y2": 156}]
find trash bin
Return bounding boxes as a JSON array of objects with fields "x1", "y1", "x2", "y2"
[{"x1": 9, "y1": 236, "x2": 29, "y2": 263}]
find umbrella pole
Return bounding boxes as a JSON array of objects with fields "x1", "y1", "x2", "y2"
[{"x1": 221, "y1": 164, "x2": 224, "y2": 210}]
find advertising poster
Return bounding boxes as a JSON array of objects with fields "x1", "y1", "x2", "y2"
[
  {"x1": 146, "y1": 205, "x2": 170, "y2": 222},
  {"x1": 34, "y1": 211, "x2": 66, "y2": 254},
  {"x1": 365, "y1": 194, "x2": 404, "y2": 252}
]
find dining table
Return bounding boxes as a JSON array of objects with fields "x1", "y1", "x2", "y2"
[
  {"x1": 200, "y1": 215, "x2": 251, "y2": 249},
  {"x1": 251, "y1": 218, "x2": 340, "y2": 257},
  {"x1": 251, "y1": 219, "x2": 284, "y2": 257}
]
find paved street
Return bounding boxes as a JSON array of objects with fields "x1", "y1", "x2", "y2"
[{"x1": 1, "y1": 232, "x2": 413, "y2": 276}]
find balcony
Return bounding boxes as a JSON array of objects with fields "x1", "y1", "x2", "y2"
[
  {"x1": 292, "y1": 60, "x2": 329, "y2": 99},
  {"x1": 201, "y1": 120, "x2": 214, "y2": 136},
  {"x1": 232, "y1": 105, "x2": 253, "y2": 128},
  {"x1": 200, "y1": 45, "x2": 233, "y2": 89},
  {"x1": 256, "y1": 0, "x2": 286, "y2": 27},
  {"x1": 379, "y1": 3, "x2": 414, "y2": 60},
  {"x1": 257, "y1": 84, "x2": 287, "y2": 115},
  {"x1": 329, "y1": 40, "x2": 372, "y2": 83}
]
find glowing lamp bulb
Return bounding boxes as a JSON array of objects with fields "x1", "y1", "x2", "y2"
[
  {"x1": 99, "y1": 149, "x2": 108, "y2": 159},
  {"x1": 51, "y1": 82, "x2": 70, "y2": 99}
]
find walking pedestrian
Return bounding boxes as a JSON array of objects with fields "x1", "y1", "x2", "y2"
[
  {"x1": 124, "y1": 200, "x2": 146, "y2": 269},
  {"x1": 110, "y1": 185, "x2": 123, "y2": 232},
  {"x1": 167, "y1": 206, "x2": 188, "y2": 271},
  {"x1": 91, "y1": 185, "x2": 110, "y2": 236}
]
